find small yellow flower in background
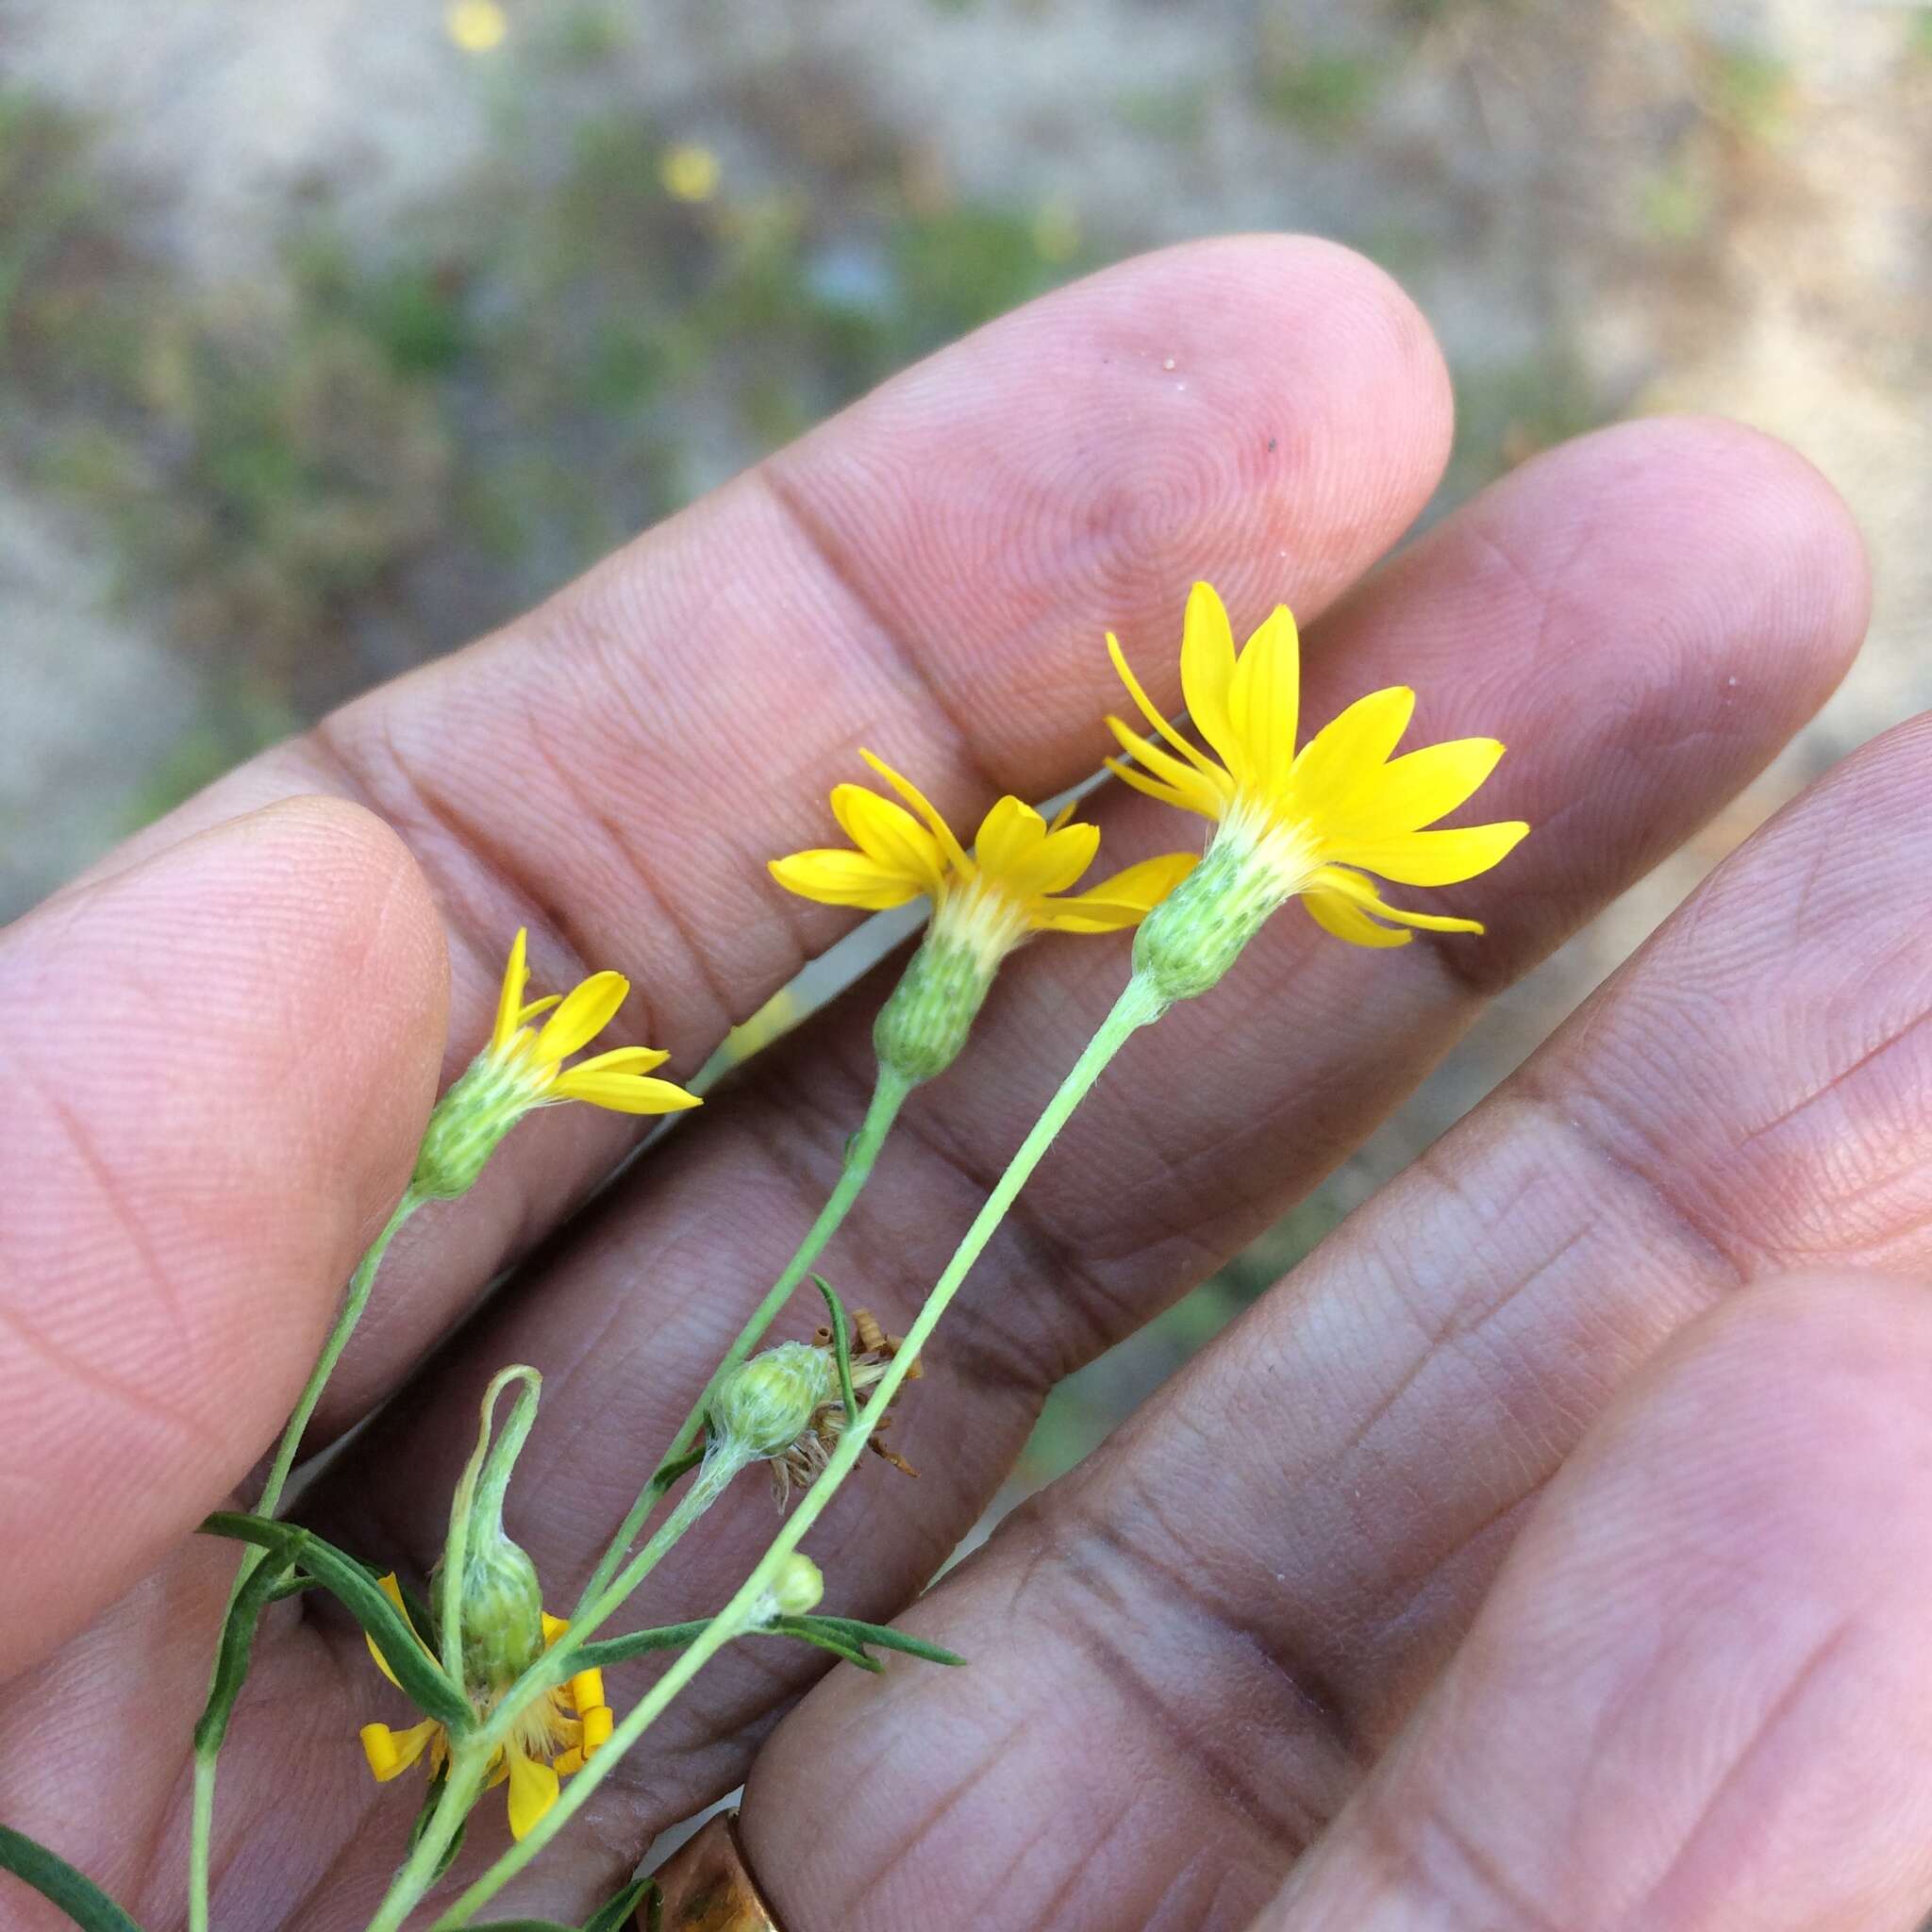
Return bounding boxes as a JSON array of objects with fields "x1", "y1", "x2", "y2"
[
  {"x1": 772, "y1": 750, "x2": 1196, "y2": 965},
  {"x1": 660, "y1": 142, "x2": 722, "y2": 204},
  {"x1": 444, "y1": 0, "x2": 508, "y2": 54},
  {"x1": 411, "y1": 929, "x2": 699, "y2": 1198},
  {"x1": 1108, "y1": 580, "x2": 1527, "y2": 955},
  {"x1": 358, "y1": 1576, "x2": 612, "y2": 1841}
]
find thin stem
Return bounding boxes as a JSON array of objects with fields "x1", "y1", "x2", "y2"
[
  {"x1": 187, "y1": 1753, "x2": 216, "y2": 1932},
  {"x1": 435, "y1": 974, "x2": 1165, "y2": 1925},
  {"x1": 571, "y1": 1066, "x2": 911, "y2": 1618},
  {"x1": 511, "y1": 1445, "x2": 748, "y2": 1700},
  {"x1": 362, "y1": 1744, "x2": 491, "y2": 1932},
  {"x1": 190, "y1": 1188, "x2": 421, "y2": 1932}
]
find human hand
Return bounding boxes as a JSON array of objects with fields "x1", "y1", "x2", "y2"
[{"x1": 2, "y1": 235, "x2": 1910, "y2": 1931}]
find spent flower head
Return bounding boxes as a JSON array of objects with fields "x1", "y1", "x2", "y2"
[
  {"x1": 411, "y1": 928, "x2": 700, "y2": 1198},
  {"x1": 1109, "y1": 581, "x2": 1528, "y2": 1001},
  {"x1": 772, "y1": 752, "x2": 1195, "y2": 1082},
  {"x1": 358, "y1": 1574, "x2": 613, "y2": 1842}
]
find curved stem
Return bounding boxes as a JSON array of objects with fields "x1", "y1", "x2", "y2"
[
  {"x1": 189, "y1": 1189, "x2": 420, "y2": 1932},
  {"x1": 434, "y1": 974, "x2": 1165, "y2": 1925},
  {"x1": 571, "y1": 1066, "x2": 910, "y2": 1618}
]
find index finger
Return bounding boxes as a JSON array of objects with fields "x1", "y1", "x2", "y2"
[{"x1": 90, "y1": 235, "x2": 1455, "y2": 1424}]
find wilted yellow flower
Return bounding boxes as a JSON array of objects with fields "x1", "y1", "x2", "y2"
[
  {"x1": 358, "y1": 1576, "x2": 612, "y2": 1841},
  {"x1": 1108, "y1": 581, "x2": 1526, "y2": 966},
  {"x1": 411, "y1": 929, "x2": 699, "y2": 1198},
  {"x1": 772, "y1": 750, "x2": 1195, "y2": 964}
]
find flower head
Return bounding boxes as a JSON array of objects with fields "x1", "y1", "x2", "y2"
[
  {"x1": 358, "y1": 1575, "x2": 613, "y2": 1841},
  {"x1": 411, "y1": 929, "x2": 699, "y2": 1198},
  {"x1": 772, "y1": 753, "x2": 1196, "y2": 1082},
  {"x1": 1108, "y1": 582, "x2": 1526, "y2": 977},
  {"x1": 772, "y1": 750, "x2": 1195, "y2": 959}
]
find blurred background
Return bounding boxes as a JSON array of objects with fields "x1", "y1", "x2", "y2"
[{"x1": 2, "y1": 0, "x2": 1927, "y2": 1507}]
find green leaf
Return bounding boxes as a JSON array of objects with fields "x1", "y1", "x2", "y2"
[
  {"x1": 569, "y1": 1620, "x2": 710, "y2": 1674},
  {"x1": 774, "y1": 1614, "x2": 967, "y2": 1671},
  {"x1": 645, "y1": 1442, "x2": 705, "y2": 1491},
  {"x1": 810, "y1": 1273, "x2": 859, "y2": 1425},
  {"x1": 0, "y1": 1826, "x2": 145, "y2": 1931},
  {"x1": 198, "y1": 1513, "x2": 470, "y2": 1729},
  {"x1": 193, "y1": 1536, "x2": 305, "y2": 1754},
  {"x1": 586, "y1": 1876, "x2": 660, "y2": 1932}
]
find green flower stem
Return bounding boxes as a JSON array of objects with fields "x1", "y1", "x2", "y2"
[
  {"x1": 434, "y1": 974, "x2": 1166, "y2": 1927},
  {"x1": 570, "y1": 1066, "x2": 912, "y2": 1619},
  {"x1": 521, "y1": 1443, "x2": 750, "y2": 1690},
  {"x1": 362, "y1": 1742, "x2": 491, "y2": 1932},
  {"x1": 189, "y1": 1188, "x2": 421, "y2": 1932}
]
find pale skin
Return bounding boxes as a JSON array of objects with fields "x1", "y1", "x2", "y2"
[{"x1": 2, "y1": 234, "x2": 1925, "y2": 1930}]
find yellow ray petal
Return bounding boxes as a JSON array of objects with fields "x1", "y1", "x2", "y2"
[
  {"x1": 532, "y1": 971, "x2": 629, "y2": 1064},
  {"x1": 768, "y1": 849, "x2": 928, "y2": 910},
  {"x1": 1301, "y1": 883, "x2": 1413, "y2": 948},
  {"x1": 1311, "y1": 864, "x2": 1485, "y2": 935},
  {"x1": 360, "y1": 1718, "x2": 443, "y2": 1782},
  {"x1": 568, "y1": 1667, "x2": 606, "y2": 1715},
  {"x1": 1106, "y1": 634, "x2": 1221, "y2": 778},
  {"x1": 506, "y1": 1750, "x2": 561, "y2": 1840},
  {"x1": 365, "y1": 1573, "x2": 433, "y2": 1687},
  {"x1": 1105, "y1": 717, "x2": 1229, "y2": 821},
  {"x1": 1012, "y1": 820, "x2": 1100, "y2": 898},
  {"x1": 1179, "y1": 581, "x2": 1241, "y2": 770},
  {"x1": 973, "y1": 794, "x2": 1048, "y2": 877},
  {"x1": 858, "y1": 750, "x2": 974, "y2": 876},
  {"x1": 1291, "y1": 686, "x2": 1416, "y2": 819},
  {"x1": 491, "y1": 928, "x2": 530, "y2": 1056},
  {"x1": 1327, "y1": 820, "x2": 1529, "y2": 888},
  {"x1": 541, "y1": 1611, "x2": 569, "y2": 1645},
  {"x1": 1225, "y1": 605, "x2": 1300, "y2": 794},
  {"x1": 1035, "y1": 851, "x2": 1199, "y2": 932},
  {"x1": 563, "y1": 1045, "x2": 670, "y2": 1078},
  {"x1": 831, "y1": 783, "x2": 944, "y2": 892},
  {"x1": 1103, "y1": 756, "x2": 1205, "y2": 817},
  {"x1": 1337, "y1": 738, "x2": 1506, "y2": 841},
  {"x1": 548, "y1": 1072, "x2": 703, "y2": 1114},
  {"x1": 514, "y1": 993, "x2": 562, "y2": 1027}
]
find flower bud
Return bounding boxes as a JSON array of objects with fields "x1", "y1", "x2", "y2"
[
  {"x1": 708, "y1": 1342, "x2": 838, "y2": 1460},
  {"x1": 769, "y1": 1554, "x2": 824, "y2": 1617},
  {"x1": 433, "y1": 1524, "x2": 547, "y2": 1696}
]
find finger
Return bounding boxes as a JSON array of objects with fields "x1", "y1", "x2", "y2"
[
  {"x1": 90, "y1": 236, "x2": 1454, "y2": 1431},
  {"x1": 0, "y1": 797, "x2": 446, "y2": 1677},
  {"x1": 743, "y1": 702, "x2": 1932, "y2": 1932},
  {"x1": 1269, "y1": 1273, "x2": 1932, "y2": 1931},
  {"x1": 307, "y1": 415, "x2": 1865, "y2": 1889}
]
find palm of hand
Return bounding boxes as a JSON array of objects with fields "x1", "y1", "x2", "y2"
[{"x1": 4, "y1": 238, "x2": 1922, "y2": 1932}]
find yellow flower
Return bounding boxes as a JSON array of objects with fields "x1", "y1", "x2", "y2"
[
  {"x1": 444, "y1": 0, "x2": 508, "y2": 54},
  {"x1": 660, "y1": 142, "x2": 722, "y2": 204},
  {"x1": 771, "y1": 750, "x2": 1197, "y2": 968},
  {"x1": 1107, "y1": 581, "x2": 1527, "y2": 952},
  {"x1": 358, "y1": 1577, "x2": 613, "y2": 1841},
  {"x1": 412, "y1": 930, "x2": 699, "y2": 1198}
]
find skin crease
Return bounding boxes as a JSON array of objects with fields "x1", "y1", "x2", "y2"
[{"x1": 0, "y1": 232, "x2": 1917, "y2": 1931}]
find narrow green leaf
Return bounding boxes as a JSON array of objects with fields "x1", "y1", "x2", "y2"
[
  {"x1": 461, "y1": 1920, "x2": 578, "y2": 1930},
  {"x1": 569, "y1": 1620, "x2": 710, "y2": 1674},
  {"x1": 771, "y1": 1622, "x2": 885, "y2": 1673},
  {"x1": 646, "y1": 1443, "x2": 705, "y2": 1491},
  {"x1": 810, "y1": 1273, "x2": 859, "y2": 1425},
  {"x1": 774, "y1": 1614, "x2": 967, "y2": 1670},
  {"x1": 193, "y1": 1536, "x2": 304, "y2": 1753},
  {"x1": 586, "y1": 1876, "x2": 660, "y2": 1932},
  {"x1": 0, "y1": 1826, "x2": 145, "y2": 1932},
  {"x1": 408, "y1": 1771, "x2": 469, "y2": 1883},
  {"x1": 198, "y1": 1513, "x2": 470, "y2": 1728}
]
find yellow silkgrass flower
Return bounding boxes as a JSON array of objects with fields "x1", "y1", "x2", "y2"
[
  {"x1": 1108, "y1": 581, "x2": 1526, "y2": 981},
  {"x1": 771, "y1": 749, "x2": 1196, "y2": 966},
  {"x1": 411, "y1": 929, "x2": 700, "y2": 1198},
  {"x1": 358, "y1": 1577, "x2": 611, "y2": 1841}
]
